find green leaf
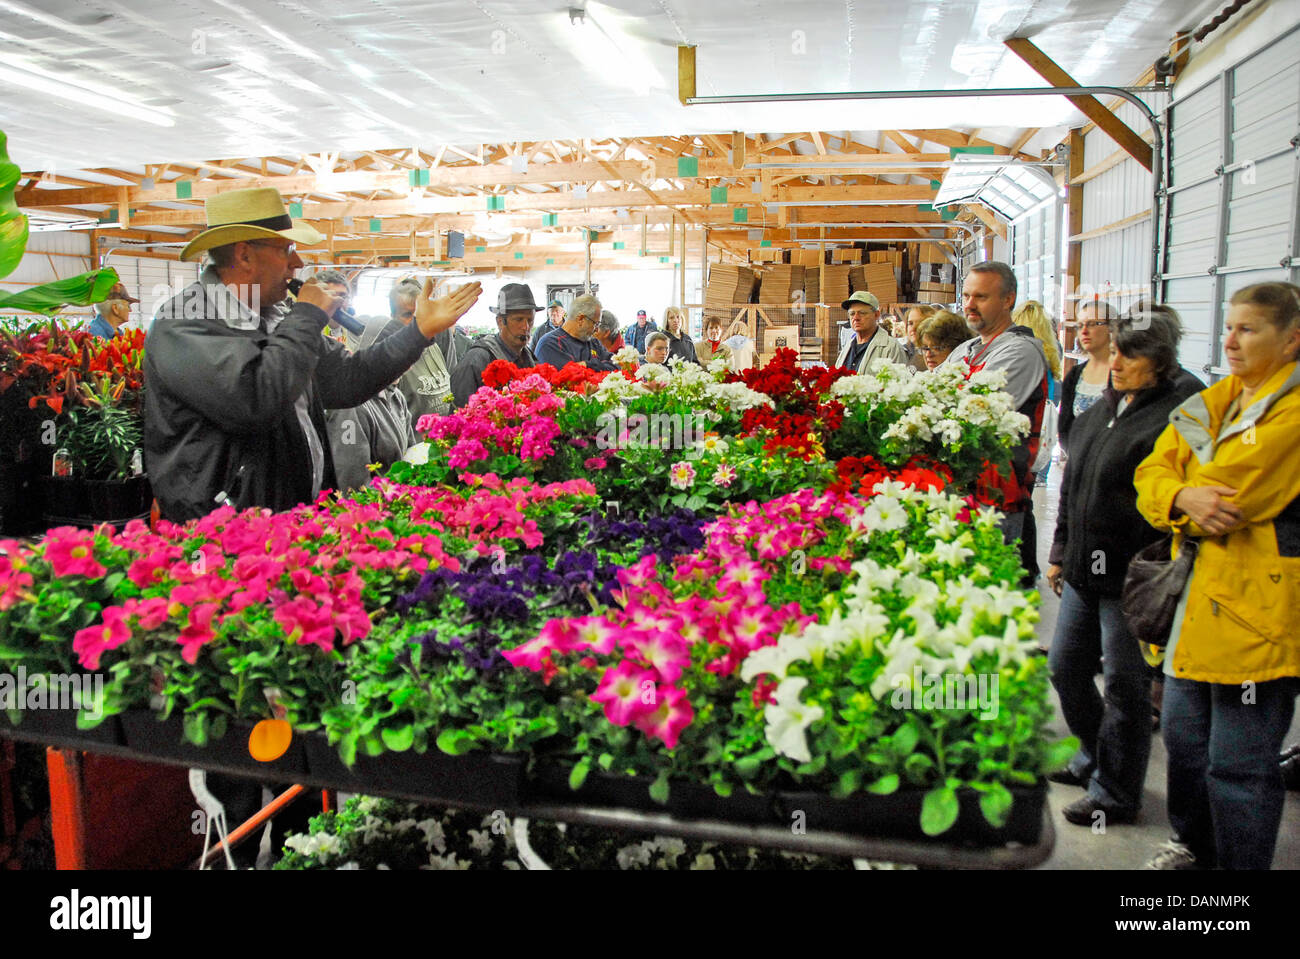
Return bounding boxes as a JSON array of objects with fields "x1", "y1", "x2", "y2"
[
  {"x1": 568, "y1": 756, "x2": 591, "y2": 791},
  {"x1": 1042, "y1": 736, "x2": 1079, "y2": 773},
  {"x1": 380, "y1": 725, "x2": 415, "y2": 752},
  {"x1": 0, "y1": 267, "x2": 120, "y2": 315},
  {"x1": 0, "y1": 132, "x2": 30, "y2": 280},
  {"x1": 866, "y1": 773, "x2": 899, "y2": 795},
  {"x1": 75, "y1": 709, "x2": 107, "y2": 730},
  {"x1": 338, "y1": 733, "x2": 358, "y2": 768},
  {"x1": 183, "y1": 710, "x2": 208, "y2": 747},
  {"x1": 596, "y1": 752, "x2": 613, "y2": 771},
  {"x1": 684, "y1": 494, "x2": 707, "y2": 511},
  {"x1": 435, "y1": 728, "x2": 476, "y2": 756},
  {"x1": 892, "y1": 722, "x2": 920, "y2": 757},
  {"x1": 979, "y1": 782, "x2": 1013, "y2": 828},
  {"x1": 920, "y1": 785, "x2": 960, "y2": 836},
  {"x1": 648, "y1": 771, "x2": 670, "y2": 805}
]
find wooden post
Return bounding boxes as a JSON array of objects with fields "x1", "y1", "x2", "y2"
[
  {"x1": 677, "y1": 45, "x2": 696, "y2": 105},
  {"x1": 679, "y1": 219, "x2": 687, "y2": 307},
  {"x1": 1063, "y1": 129, "x2": 1085, "y2": 368}
]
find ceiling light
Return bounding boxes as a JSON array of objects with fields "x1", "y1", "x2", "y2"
[{"x1": 0, "y1": 61, "x2": 175, "y2": 126}]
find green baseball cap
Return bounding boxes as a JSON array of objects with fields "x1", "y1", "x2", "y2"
[{"x1": 841, "y1": 291, "x2": 880, "y2": 311}]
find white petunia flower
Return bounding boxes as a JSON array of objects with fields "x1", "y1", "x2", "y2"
[{"x1": 764, "y1": 677, "x2": 825, "y2": 763}]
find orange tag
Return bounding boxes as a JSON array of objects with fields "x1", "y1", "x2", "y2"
[{"x1": 249, "y1": 719, "x2": 293, "y2": 762}]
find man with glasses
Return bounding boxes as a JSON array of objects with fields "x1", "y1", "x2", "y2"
[
  {"x1": 835, "y1": 291, "x2": 909, "y2": 373},
  {"x1": 450, "y1": 283, "x2": 542, "y2": 407},
  {"x1": 145, "y1": 188, "x2": 480, "y2": 521}
]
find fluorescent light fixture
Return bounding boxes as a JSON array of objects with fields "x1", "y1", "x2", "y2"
[{"x1": 0, "y1": 61, "x2": 175, "y2": 126}]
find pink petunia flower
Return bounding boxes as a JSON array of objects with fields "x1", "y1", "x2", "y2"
[
  {"x1": 177, "y1": 603, "x2": 221, "y2": 664},
  {"x1": 590, "y1": 661, "x2": 659, "y2": 726},
  {"x1": 633, "y1": 685, "x2": 695, "y2": 749},
  {"x1": 43, "y1": 528, "x2": 106, "y2": 579},
  {"x1": 73, "y1": 606, "x2": 132, "y2": 670}
]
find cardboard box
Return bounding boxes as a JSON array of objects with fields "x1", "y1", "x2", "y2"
[{"x1": 763, "y1": 324, "x2": 800, "y2": 351}]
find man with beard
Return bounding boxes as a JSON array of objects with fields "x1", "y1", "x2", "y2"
[{"x1": 450, "y1": 283, "x2": 541, "y2": 407}]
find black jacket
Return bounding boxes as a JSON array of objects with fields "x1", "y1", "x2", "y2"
[
  {"x1": 449, "y1": 333, "x2": 536, "y2": 408},
  {"x1": 1049, "y1": 369, "x2": 1205, "y2": 595},
  {"x1": 665, "y1": 330, "x2": 700, "y2": 365},
  {"x1": 144, "y1": 271, "x2": 438, "y2": 522},
  {"x1": 1058, "y1": 359, "x2": 1107, "y2": 454}
]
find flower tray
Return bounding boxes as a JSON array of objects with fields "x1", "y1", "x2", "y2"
[
  {"x1": 773, "y1": 783, "x2": 1047, "y2": 846},
  {"x1": 665, "y1": 780, "x2": 777, "y2": 826},
  {"x1": 119, "y1": 710, "x2": 309, "y2": 779},
  {"x1": 1, "y1": 708, "x2": 124, "y2": 750},
  {"x1": 522, "y1": 760, "x2": 667, "y2": 814},
  {"x1": 302, "y1": 733, "x2": 523, "y2": 809}
]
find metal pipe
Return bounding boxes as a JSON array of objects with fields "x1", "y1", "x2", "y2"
[
  {"x1": 686, "y1": 84, "x2": 1163, "y2": 302},
  {"x1": 790, "y1": 220, "x2": 978, "y2": 237}
]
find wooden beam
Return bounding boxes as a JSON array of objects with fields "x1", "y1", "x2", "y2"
[
  {"x1": 1072, "y1": 128, "x2": 1156, "y2": 185},
  {"x1": 1003, "y1": 37, "x2": 1153, "y2": 171},
  {"x1": 883, "y1": 131, "x2": 917, "y2": 153},
  {"x1": 1064, "y1": 128, "x2": 1084, "y2": 352},
  {"x1": 1009, "y1": 127, "x2": 1040, "y2": 155},
  {"x1": 965, "y1": 204, "x2": 1007, "y2": 241},
  {"x1": 1068, "y1": 209, "x2": 1150, "y2": 244}
]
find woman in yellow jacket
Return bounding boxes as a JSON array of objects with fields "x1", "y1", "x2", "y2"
[{"x1": 1134, "y1": 281, "x2": 1300, "y2": 870}]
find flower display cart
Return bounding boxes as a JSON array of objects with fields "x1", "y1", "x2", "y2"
[{"x1": 1, "y1": 354, "x2": 1069, "y2": 870}]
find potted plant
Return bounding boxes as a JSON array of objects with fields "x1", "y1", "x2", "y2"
[{"x1": 59, "y1": 376, "x2": 149, "y2": 522}]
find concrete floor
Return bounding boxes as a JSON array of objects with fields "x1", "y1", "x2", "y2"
[{"x1": 1030, "y1": 459, "x2": 1300, "y2": 869}]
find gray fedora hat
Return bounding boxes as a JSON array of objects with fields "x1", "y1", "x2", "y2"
[{"x1": 494, "y1": 283, "x2": 544, "y2": 316}]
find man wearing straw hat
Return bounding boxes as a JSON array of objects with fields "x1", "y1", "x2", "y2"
[{"x1": 145, "y1": 187, "x2": 481, "y2": 521}]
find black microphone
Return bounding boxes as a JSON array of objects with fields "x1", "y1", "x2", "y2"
[{"x1": 288, "y1": 278, "x2": 365, "y2": 334}]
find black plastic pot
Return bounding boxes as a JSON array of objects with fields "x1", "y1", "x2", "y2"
[
  {"x1": 774, "y1": 782, "x2": 1046, "y2": 846},
  {"x1": 85, "y1": 476, "x2": 151, "y2": 522},
  {"x1": 39, "y1": 475, "x2": 89, "y2": 522},
  {"x1": 1, "y1": 707, "x2": 124, "y2": 750},
  {"x1": 523, "y1": 759, "x2": 667, "y2": 812},
  {"x1": 304, "y1": 732, "x2": 523, "y2": 808},
  {"x1": 119, "y1": 710, "x2": 309, "y2": 779},
  {"x1": 0, "y1": 460, "x2": 48, "y2": 535},
  {"x1": 666, "y1": 779, "x2": 777, "y2": 825}
]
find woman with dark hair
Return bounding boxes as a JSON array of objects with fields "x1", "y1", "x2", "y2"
[
  {"x1": 1045, "y1": 303, "x2": 1204, "y2": 829},
  {"x1": 1136, "y1": 282, "x2": 1300, "y2": 870}
]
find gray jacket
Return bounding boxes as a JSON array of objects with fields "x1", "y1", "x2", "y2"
[{"x1": 450, "y1": 334, "x2": 536, "y2": 408}]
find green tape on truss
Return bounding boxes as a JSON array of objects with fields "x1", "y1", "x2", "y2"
[
  {"x1": 760, "y1": 240, "x2": 772, "y2": 248},
  {"x1": 369, "y1": 218, "x2": 382, "y2": 232},
  {"x1": 408, "y1": 168, "x2": 430, "y2": 187},
  {"x1": 710, "y1": 185, "x2": 728, "y2": 204},
  {"x1": 289, "y1": 202, "x2": 304, "y2": 218},
  {"x1": 174, "y1": 181, "x2": 192, "y2": 199},
  {"x1": 950, "y1": 145, "x2": 995, "y2": 157},
  {"x1": 659, "y1": 256, "x2": 669, "y2": 263},
  {"x1": 542, "y1": 213, "x2": 558, "y2": 227},
  {"x1": 514, "y1": 252, "x2": 524, "y2": 259},
  {"x1": 475, "y1": 246, "x2": 486, "y2": 253},
  {"x1": 613, "y1": 241, "x2": 625, "y2": 250},
  {"x1": 733, "y1": 208, "x2": 748, "y2": 223},
  {"x1": 677, "y1": 155, "x2": 699, "y2": 177},
  {"x1": 546, "y1": 258, "x2": 555, "y2": 265}
]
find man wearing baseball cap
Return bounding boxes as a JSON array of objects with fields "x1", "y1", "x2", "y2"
[
  {"x1": 86, "y1": 282, "x2": 139, "y2": 339},
  {"x1": 450, "y1": 282, "x2": 541, "y2": 407},
  {"x1": 623, "y1": 309, "x2": 658, "y2": 357},
  {"x1": 145, "y1": 186, "x2": 480, "y2": 520},
  {"x1": 835, "y1": 290, "x2": 909, "y2": 374},
  {"x1": 529, "y1": 298, "x2": 566, "y2": 351}
]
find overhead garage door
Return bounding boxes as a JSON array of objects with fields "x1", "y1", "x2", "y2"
[
  {"x1": 1010, "y1": 197, "x2": 1062, "y2": 310},
  {"x1": 1162, "y1": 22, "x2": 1300, "y2": 380}
]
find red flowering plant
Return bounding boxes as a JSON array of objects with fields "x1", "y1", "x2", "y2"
[
  {"x1": 725, "y1": 348, "x2": 852, "y2": 458},
  {"x1": 481, "y1": 359, "x2": 609, "y2": 396}
]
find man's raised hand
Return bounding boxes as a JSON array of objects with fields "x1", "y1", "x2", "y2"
[{"x1": 415, "y1": 279, "x2": 482, "y2": 338}]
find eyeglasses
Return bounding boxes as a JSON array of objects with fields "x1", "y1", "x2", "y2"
[
  {"x1": 1078, "y1": 321, "x2": 1110, "y2": 330},
  {"x1": 919, "y1": 346, "x2": 945, "y2": 354},
  {"x1": 247, "y1": 241, "x2": 296, "y2": 257}
]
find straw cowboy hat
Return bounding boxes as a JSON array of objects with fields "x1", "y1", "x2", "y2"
[{"x1": 180, "y1": 187, "x2": 325, "y2": 262}]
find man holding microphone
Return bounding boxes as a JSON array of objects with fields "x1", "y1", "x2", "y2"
[{"x1": 145, "y1": 187, "x2": 480, "y2": 521}]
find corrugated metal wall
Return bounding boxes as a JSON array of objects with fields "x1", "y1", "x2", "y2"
[
  {"x1": 1162, "y1": 21, "x2": 1300, "y2": 380},
  {"x1": 1077, "y1": 92, "x2": 1168, "y2": 317}
]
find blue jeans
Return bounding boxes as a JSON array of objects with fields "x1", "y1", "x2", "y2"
[
  {"x1": 1163, "y1": 675, "x2": 1299, "y2": 870},
  {"x1": 1047, "y1": 583, "x2": 1152, "y2": 813}
]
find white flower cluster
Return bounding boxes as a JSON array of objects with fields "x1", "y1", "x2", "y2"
[
  {"x1": 829, "y1": 360, "x2": 1029, "y2": 449},
  {"x1": 592, "y1": 356, "x2": 772, "y2": 414},
  {"x1": 612, "y1": 345, "x2": 642, "y2": 367},
  {"x1": 739, "y1": 485, "x2": 1036, "y2": 763}
]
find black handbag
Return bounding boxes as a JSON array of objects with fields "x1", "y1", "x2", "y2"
[{"x1": 1121, "y1": 536, "x2": 1199, "y2": 648}]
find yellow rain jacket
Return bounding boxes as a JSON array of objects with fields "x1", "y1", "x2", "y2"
[{"x1": 1134, "y1": 361, "x2": 1300, "y2": 684}]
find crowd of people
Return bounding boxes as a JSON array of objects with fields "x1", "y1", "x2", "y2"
[{"x1": 95, "y1": 186, "x2": 1298, "y2": 870}]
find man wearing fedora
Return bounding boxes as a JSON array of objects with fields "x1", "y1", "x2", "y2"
[
  {"x1": 835, "y1": 290, "x2": 909, "y2": 374},
  {"x1": 86, "y1": 282, "x2": 139, "y2": 338},
  {"x1": 449, "y1": 282, "x2": 541, "y2": 407},
  {"x1": 536, "y1": 293, "x2": 617, "y2": 373},
  {"x1": 144, "y1": 187, "x2": 480, "y2": 521}
]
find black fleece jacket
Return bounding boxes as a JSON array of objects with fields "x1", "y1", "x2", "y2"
[{"x1": 1049, "y1": 368, "x2": 1205, "y2": 595}]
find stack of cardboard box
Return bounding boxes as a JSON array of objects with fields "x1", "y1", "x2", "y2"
[
  {"x1": 758, "y1": 265, "x2": 806, "y2": 305},
  {"x1": 831, "y1": 248, "x2": 862, "y2": 264},
  {"x1": 705, "y1": 264, "x2": 756, "y2": 315},
  {"x1": 822, "y1": 264, "x2": 851, "y2": 310}
]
